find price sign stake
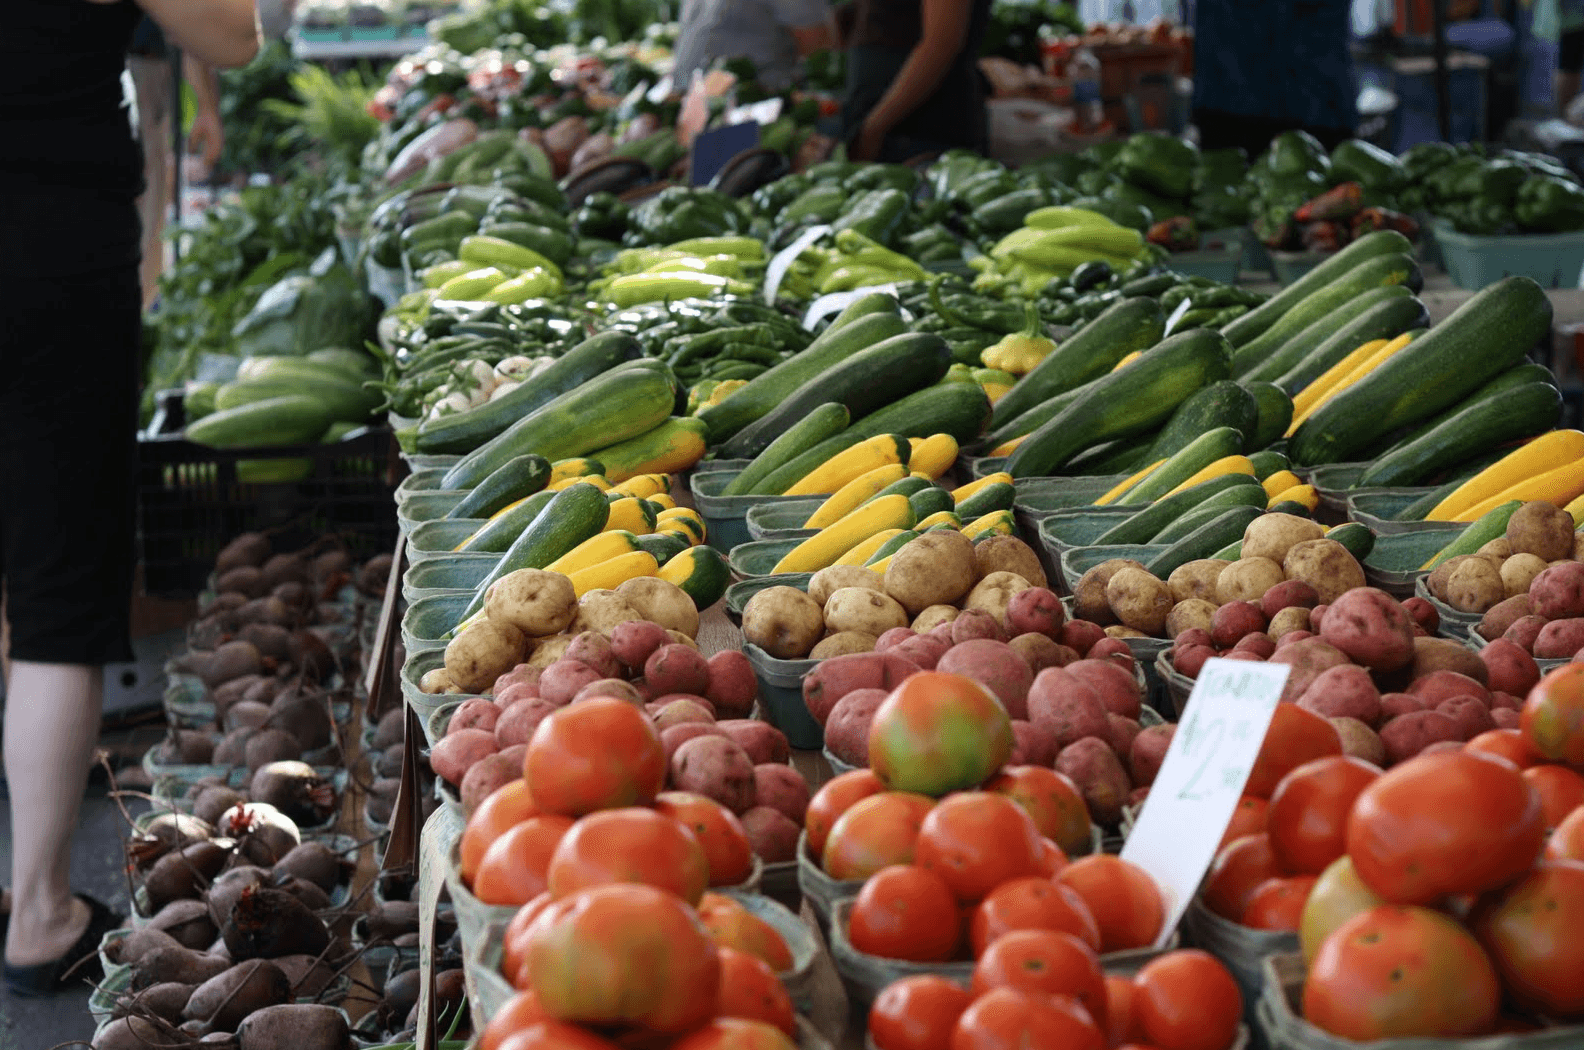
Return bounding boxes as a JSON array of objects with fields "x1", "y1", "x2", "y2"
[{"x1": 1120, "y1": 657, "x2": 1290, "y2": 947}]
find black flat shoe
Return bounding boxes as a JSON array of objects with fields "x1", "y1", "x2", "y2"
[{"x1": 3, "y1": 895, "x2": 123, "y2": 998}]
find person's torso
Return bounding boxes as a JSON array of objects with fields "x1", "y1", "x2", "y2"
[
  {"x1": 1192, "y1": 0, "x2": 1357, "y2": 130},
  {"x1": 674, "y1": 0, "x2": 805, "y2": 89},
  {"x1": 845, "y1": 0, "x2": 993, "y2": 144},
  {"x1": 852, "y1": 0, "x2": 993, "y2": 58}
]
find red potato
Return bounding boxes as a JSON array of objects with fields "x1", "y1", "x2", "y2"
[
  {"x1": 460, "y1": 752, "x2": 521, "y2": 812},
  {"x1": 430, "y1": 729, "x2": 498, "y2": 787},
  {"x1": 1436, "y1": 696, "x2": 1496, "y2": 741},
  {"x1": 564, "y1": 632, "x2": 621, "y2": 679},
  {"x1": 1172, "y1": 628, "x2": 1213, "y2": 651},
  {"x1": 715, "y1": 720, "x2": 792, "y2": 765},
  {"x1": 1504, "y1": 615, "x2": 1549, "y2": 653},
  {"x1": 1330, "y1": 717, "x2": 1388, "y2": 767},
  {"x1": 1479, "y1": 638, "x2": 1541, "y2": 697},
  {"x1": 801, "y1": 651, "x2": 921, "y2": 726},
  {"x1": 937, "y1": 639, "x2": 1032, "y2": 719},
  {"x1": 1086, "y1": 637, "x2": 1136, "y2": 670},
  {"x1": 1402, "y1": 596, "x2": 1440, "y2": 636},
  {"x1": 670, "y1": 736, "x2": 757, "y2": 814},
  {"x1": 491, "y1": 664, "x2": 542, "y2": 698},
  {"x1": 1409, "y1": 636, "x2": 1489, "y2": 684},
  {"x1": 1059, "y1": 620, "x2": 1106, "y2": 656},
  {"x1": 1173, "y1": 644, "x2": 1216, "y2": 679},
  {"x1": 1478, "y1": 595, "x2": 1532, "y2": 641},
  {"x1": 1009, "y1": 634, "x2": 1076, "y2": 674},
  {"x1": 1534, "y1": 617, "x2": 1584, "y2": 659},
  {"x1": 651, "y1": 694, "x2": 717, "y2": 716},
  {"x1": 495, "y1": 697, "x2": 559, "y2": 747},
  {"x1": 1296, "y1": 665, "x2": 1382, "y2": 727},
  {"x1": 646, "y1": 644, "x2": 710, "y2": 697},
  {"x1": 573, "y1": 678, "x2": 644, "y2": 706},
  {"x1": 1212, "y1": 601, "x2": 1267, "y2": 649},
  {"x1": 1276, "y1": 629, "x2": 1314, "y2": 649},
  {"x1": 875, "y1": 628, "x2": 916, "y2": 652},
  {"x1": 1406, "y1": 670, "x2": 1491, "y2": 709},
  {"x1": 1489, "y1": 691, "x2": 1523, "y2": 711},
  {"x1": 609, "y1": 620, "x2": 672, "y2": 671},
  {"x1": 1319, "y1": 587, "x2": 1415, "y2": 671},
  {"x1": 653, "y1": 699, "x2": 716, "y2": 732},
  {"x1": 1009, "y1": 720, "x2": 1058, "y2": 767},
  {"x1": 538, "y1": 660, "x2": 604, "y2": 706},
  {"x1": 1268, "y1": 638, "x2": 1351, "y2": 703},
  {"x1": 1129, "y1": 724, "x2": 1175, "y2": 787},
  {"x1": 1309, "y1": 605, "x2": 1329, "y2": 632},
  {"x1": 1379, "y1": 710, "x2": 1463, "y2": 765},
  {"x1": 661, "y1": 723, "x2": 728, "y2": 769},
  {"x1": 1379, "y1": 693, "x2": 1426, "y2": 719},
  {"x1": 1065, "y1": 659, "x2": 1141, "y2": 719},
  {"x1": 1007, "y1": 587, "x2": 1066, "y2": 639},
  {"x1": 1492, "y1": 708, "x2": 1522, "y2": 729},
  {"x1": 740, "y1": 806, "x2": 800, "y2": 862},
  {"x1": 1261, "y1": 580, "x2": 1320, "y2": 620},
  {"x1": 1233, "y1": 632, "x2": 1277, "y2": 659},
  {"x1": 951, "y1": 608, "x2": 1006, "y2": 644},
  {"x1": 704, "y1": 650, "x2": 757, "y2": 719},
  {"x1": 447, "y1": 698, "x2": 500, "y2": 736},
  {"x1": 1221, "y1": 650, "x2": 1264, "y2": 662},
  {"x1": 895, "y1": 633, "x2": 952, "y2": 670},
  {"x1": 823, "y1": 689, "x2": 888, "y2": 768},
  {"x1": 1529, "y1": 561, "x2": 1584, "y2": 620},
  {"x1": 495, "y1": 680, "x2": 540, "y2": 708},
  {"x1": 1105, "y1": 715, "x2": 1142, "y2": 760},
  {"x1": 752, "y1": 765, "x2": 810, "y2": 825},
  {"x1": 1128, "y1": 786, "x2": 1152, "y2": 807},
  {"x1": 1026, "y1": 668, "x2": 1111, "y2": 748},
  {"x1": 1055, "y1": 737, "x2": 1131, "y2": 827}
]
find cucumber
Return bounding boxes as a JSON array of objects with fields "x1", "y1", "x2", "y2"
[
  {"x1": 442, "y1": 362, "x2": 677, "y2": 490},
  {"x1": 698, "y1": 310, "x2": 908, "y2": 443},
  {"x1": 1148, "y1": 485, "x2": 1269, "y2": 542},
  {"x1": 1248, "y1": 449, "x2": 1290, "y2": 481},
  {"x1": 724, "y1": 402, "x2": 851, "y2": 496},
  {"x1": 635, "y1": 532, "x2": 690, "y2": 566},
  {"x1": 460, "y1": 483, "x2": 612, "y2": 621},
  {"x1": 1220, "y1": 230, "x2": 1414, "y2": 347},
  {"x1": 1269, "y1": 292, "x2": 1431, "y2": 394},
  {"x1": 1006, "y1": 329, "x2": 1234, "y2": 479},
  {"x1": 1426, "y1": 501, "x2": 1524, "y2": 569},
  {"x1": 414, "y1": 331, "x2": 642, "y2": 454},
  {"x1": 446, "y1": 454, "x2": 552, "y2": 520},
  {"x1": 1290, "y1": 277, "x2": 1555, "y2": 467},
  {"x1": 1145, "y1": 505, "x2": 1266, "y2": 578},
  {"x1": 1358, "y1": 382, "x2": 1561, "y2": 489},
  {"x1": 1231, "y1": 254, "x2": 1420, "y2": 378},
  {"x1": 1240, "y1": 382, "x2": 1294, "y2": 452},
  {"x1": 1095, "y1": 475, "x2": 1264, "y2": 546},
  {"x1": 186, "y1": 395, "x2": 332, "y2": 448},
  {"x1": 1327, "y1": 522, "x2": 1376, "y2": 561},
  {"x1": 989, "y1": 297, "x2": 1165, "y2": 428},
  {"x1": 718, "y1": 333, "x2": 952, "y2": 459},
  {"x1": 908, "y1": 487, "x2": 955, "y2": 520},
  {"x1": 1122, "y1": 427, "x2": 1248, "y2": 506},
  {"x1": 1146, "y1": 382, "x2": 1259, "y2": 462},
  {"x1": 455, "y1": 489, "x2": 557, "y2": 552},
  {"x1": 956, "y1": 481, "x2": 1016, "y2": 519}
]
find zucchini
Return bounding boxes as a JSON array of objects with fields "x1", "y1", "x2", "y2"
[
  {"x1": 1266, "y1": 500, "x2": 1312, "y2": 518},
  {"x1": 724, "y1": 402, "x2": 852, "y2": 496},
  {"x1": 1326, "y1": 522, "x2": 1376, "y2": 561},
  {"x1": 455, "y1": 490, "x2": 557, "y2": 552},
  {"x1": 441, "y1": 362, "x2": 678, "y2": 490},
  {"x1": 1094, "y1": 474, "x2": 1264, "y2": 545},
  {"x1": 1424, "y1": 501, "x2": 1523, "y2": 569},
  {"x1": 305, "y1": 347, "x2": 378, "y2": 379},
  {"x1": 1145, "y1": 505, "x2": 1265, "y2": 578},
  {"x1": 1240, "y1": 382, "x2": 1294, "y2": 452},
  {"x1": 414, "y1": 331, "x2": 642, "y2": 454},
  {"x1": 1149, "y1": 486, "x2": 1269, "y2": 543},
  {"x1": 1005, "y1": 329, "x2": 1234, "y2": 479},
  {"x1": 1358, "y1": 381, "x2": 1561, "y2": 489},
  {"x1": 698, "y1": 308, "x2": 907, "y2": 443},
  {"x1": 591, "y1": 417, "x2": 709, "y2": 483},
  {"x1": 446, "y1": 454, "x2": 552, "y2": 520},
  {"x1": 953, "y1": 481, "x2": 1016, "y2": 519},
  {"x1": 908, "y1": 487, "x2": 956, "y2": 521},
  {"x1": 865, "y1": 529, "x2": 920, "y2": 566},
  {"x1": 635, "y1": 531, "x2": 690, "y2": 566},
  {"x1": 1269, "y1": 292, "x2": 1431, "y2": 394},
  {"x1": 657, "y1": 545, "x2": 732, "y2": 609},
  {"x1": 215, "y1": 377, "x2": 378, "y2": 423},
  {"x1": 1064, "y1": 433, "x2": 1158, "y2": 476},
  {"x1": 982, "y1": 382, "x2": 1086, "y2": 451},
  {"x1": 989, "y1": 297, "x2": 1165, "y2": 428},
  {"x1": 718, "y1": 333, "x2": 953, "y2": 459},
  {"x1": 1290, "y1": 277, "x2": 1554, "y2": 467},
  {"x1": 186, "y1": 395, "x2": 332, "y2": 448},
  {"x1": 1145, "y1": 382, "x2": 1259, "y2": 462},
  {"x1": 1220, "y1": 230, "x2": 1414, "y2": 347},
  {"x1": 869, "y1": 476, "x2": 937, "y2": 504},
  {"x1": 1230, "y1": 255, "x2": 1420, "y2": 378},
  {"x1": 1248, "y1": 449, "x2": 1290, "y2": 481},
  {"x1": 1123, "y1": 427, "x2": 1247, "y2": 505},
  {"x1": 460, "y1": 483, "x2": 612, "y2": 621}
]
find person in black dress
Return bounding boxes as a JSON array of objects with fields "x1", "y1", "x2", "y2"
[{"x1": 0, "y1": 0, "x2": 259, "y2": 997}]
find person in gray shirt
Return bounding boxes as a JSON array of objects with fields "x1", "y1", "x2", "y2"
[{"x1": 671, "y1": 0, "x2": 837, "y2": 91}]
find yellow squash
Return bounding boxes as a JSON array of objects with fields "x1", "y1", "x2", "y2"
[
  {"x1": 1161, "y1": 456, "x2": 1255, "y2": 499},
  {"x1": 782, "y1": 434, "x2": 911, "y2": 496},
  {"x1": 567, "y1": 550, "x2": 659, "y2": 597},
  {"x1": 1455, "y1": 459, "x2": 1584, "y2": 522},
  {"x1": 802, "y1": 464, "x2": 909, "y2": 529},
  {"x1": 1427, "y1": 430, "x2": 1584, "y2": 521},
  {"x1": 546, "y1": 531, "x2": 642, "y2": 577},
  {"x1": 772, "y1": 494, "x2": 916, "y2": 574},
  {"x1": 908, "y1": 433, "x2": 960, "y2": 479},
  {"x1": 834, "y1": 528, "x2": 904, "y2": 566},
  {"x1": 952, "y1": 472, "x2": 1014, "y2": 504},
  {"x1": 1096, "y1": 458, "x2": 1167, "y2": 506}
]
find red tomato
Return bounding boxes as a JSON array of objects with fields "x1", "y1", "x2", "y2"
[
  {"x1": 1103, "y1": 975, "x2": 1142, "y2": 1048},
  {"x1": 1298, "y1": 857, "x2": 1383, "y2": 967},
  {"x1": 655, "y1": 792, "x2": 756, "y2": 887},
  {"x1": 1244, "y1": 704, "x2": 1342, "y2": 799},
  {"x1": 949, "y1": 988, "x2": 1105, "y2": 1050},
  {"x1": 714, "y1": 947, "x2": 796, "y2": 1036},
  {"x1": 822, "y1": 792, "x2": 936, "y2": 881},
  {"x1": 480, "y1": 992, "x2": 551, "y2": 1050},
  {"x1": 546, "y1": 807, "x2": 709, "y2": 905},
  {"x1": 1547, "y1": 805, "x2": 1584, "y2": 861},
  {"x1": 1132, "y1": 949, "x2": 1243, "y2": 1050},
  {"x1": 870, "y1": 672, "x2": 1014, "y2": 796},
  {"x1": 805, "y1": 770, "x2": 885, "y2": 860},
  {"x1": 1521, "y1": 663, "x2": 1584, "y2": 765},
  {"x1": 970, "y1": 929, "x2": 1107, "y2": 1033},
  {"x1": 1241, "y1": 875, "x2": 1318, "y2": 932},
  {"x1": 970, "y1": 877, "x2": 1100, "y2": 956},
  {"x1": 984, "y1": 766, "x2": 1094, "y2": 856},
  {"x1": 1267, "y1": 756, "x2": 1380, "y2": 875},
  {"x1": 525, "y1": 698, "x2": 665, "y2": 817},
  {"x1": 1465, "y1": 728, "x2": 1542, "y2": 770},
  {"x1": 1035, "y1": 838, "x2": 1068, "y2": 878},
  {"x1": 1471, "y1": 858, "x2": 1584, "y2": 1019},
  {"x1": 1522, "y1": 764, "x2": 1584, "y2": 831},
  {"x1": 497, "y1": 1023, "x2": 625, "y2": 1050},
  {"x1": 1218, "y1": 796, "x2": 1268, "y2": 852},
  {"x1": 669, "y1": 1018, "x2": 797, "y2": 1050},
  {"x1": 1202, "y1": 834, "x2": 1281, "y2": 921},
  {"x1": 915, "y1": 792, "x2": 1045, "y2": 903},
  {"x1": 503, "y1": 894, "x2": 556, "y2": 988},
  {"x1": 1055, "y1": 855, "x2": 1164, "y2": 953},
  {"x1": 1302, "y1": 905, "x2": 1499, "y2": 1039},
  {"x1": 1345, "y1": 750, "x2": 1546, "y2": 904},
  {"x1": 869, "y1": 975, "x2": 976, "y2": 1050},
  {"x1": 474, "y1": 816, "x2": 576, "y2": 907},
  {"x1": 461, "y1": 779, "x2": 538, "y2": 887},
  {"x1": 847, "y1": 865, "x2": 962, "y2": 963}
]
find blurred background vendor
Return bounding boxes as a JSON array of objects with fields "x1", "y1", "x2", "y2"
[
  {"x1": 670, "y1": 0, "x2": 838, "y2": 91},
  {"x1": 1191, "y1": 0, "x2": 1357, "y2": 158},
  {"x1": 838, "y1": 0, "x2": 992, "y2": 162}
]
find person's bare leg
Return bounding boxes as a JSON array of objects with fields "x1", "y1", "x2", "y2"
[
  {"x1": 1558, "y1": 69, "x2": 1582, "y2": 118},
  {"x1": 3, "y1": 662, "x2": 100, "y2": 967}
]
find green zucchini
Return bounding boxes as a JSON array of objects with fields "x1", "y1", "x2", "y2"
[
  {"x1": 460, "y1": 483, "x2": 611, "y2": 621},
  {"x1": 1290, "y1": 277, "x2": 1555, "y2": 467},
  {"x1": 1145, "y1": 381, "x2": 1258, "y2": 463},
  {"x1": 982, "y1": 383, "x2": 1086, "y2": 451},
  {"x1": 455, "y1": 489, "x2": 557, "y2": 552},
  {"x1": 1266, "y1": 501, "x2": 1312, "y2": 518},
  {"x1": 446, "y1": 454, "x2": 552, "y2": 520},
  {"x1": 1145, "y1": 505, "x2": 1265, "y2": 578},
  {"x1": 956, "y1": 481, "x2": 1016, "y2": 519},
  {"x1": 1240, "y1": 382, "x2": 1294, "y2": 452},
  {"x1": 442, "y1": 362, "x2": 677, "y2": 490},
  {"x1": 1006, "y1": 329, "x2": 1234, "y2": 479},
  {"x1": 866, "y1": 530, "x2": 920, "y2": 566},
  {"x1": 1063, "y1": 433, "x2": 1158, "y2": 476},
  {"x1": 635, "y1": 532, "x2": 690, "y2": 566},
  {"x1": 186, "y1": 395, "x2": 332, "y2": 448},
  {"x1": 1220, "y1": 230, "x2": 1414, "y2": 348},
  {"x1": 1326, "y1": 522, "x2": 1376, "y2": 561},
  {"x1": 1248, "y1": 449, "x2": 1290, "y2": 481},
  {"x1": 305, "y1": 347, "x2": 379, "y2": 379},
  {"x1": 658, "y1": 545, "x2": 732, "y2": 608},
  {"x1": 1094, "y1": 474, "x2": 1264, "y2": 546},
  {"x1": 989, "y1": 297, "x2": 1165, "y2": 428},
  {"x1": 215, "y1": 377, "x2": 379, "y2": 423},
  {"x1": 1358, "y1": 382, "x2": 1561, "y2": 489},
  {"x1": 414, "y1": 331, "x2": 643, "y2": 454},
  {"x1": 718, "y1": 333, "x2": 952, "y2": 459},
  {"x1": 1212, "y1": 540, "x2": 1243, "y2": 559},
  {"x1": 908, "y1": 487, "x2": 955, "y2": 520},
  {"x1": 1269, "y1": 292, "x2": 1431, "y2": 394},
  {"x1": 1231, "y1": 254, "x2": 1420, "y2": 378},
  {"x1": 1426, "y1": 501, "x2": 1524, "y2": 569},
  {"x1": 698, "y1": 309, "x2": 907, "y2": 444},
  {"x1": 1124, "y1": 427, "x2": 1248, "y2": 505},
  {"x1": 724, "y1": 402, "x2": 851, "y2": 496},
  {"x1": 1148, "y1": 485, "x2": 1269, "y2": 543},
  {"x1": 866, "y1": 476, "x2": 936, "y2": 504}
]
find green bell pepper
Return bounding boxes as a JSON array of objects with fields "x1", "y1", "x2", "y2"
[
  {"x1": 1328, "y1": 139, "x2": 1406, "y2": 192},
  {"x1": 1263, "y1": 130, "x2": 1330, "y2": 179},
  {"x1": 1112, "y1": 131, "x2": 1199, "y2": 201},
  {"x1": 832, "y1": 188, "x2": 910, "y2": 244},
  {"x1": 971, "y1": 188, "x2": 1052, "y2": 237},
  {"x1": 1514, "y1": 174, "x2": 1584, "y2": 232}
]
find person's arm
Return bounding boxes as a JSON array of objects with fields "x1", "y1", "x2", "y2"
[
  {"x1": 186, "y1": 61, "x2": 224, "y2": 170},
  {"x1": 850, "y1": 0, "x2": 972, "y2": 159},
  {"x1": 138, "y1": 0, "x2": 261, "y2": 69}
]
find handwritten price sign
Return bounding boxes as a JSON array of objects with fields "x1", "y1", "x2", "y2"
[{"x1": 1120, "y1": 658, "x2": 1290, "y2": 947}]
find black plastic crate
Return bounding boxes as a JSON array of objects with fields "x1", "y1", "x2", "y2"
[{"x1": 137, "y1": 425, "x2": 404, "y2": 597}]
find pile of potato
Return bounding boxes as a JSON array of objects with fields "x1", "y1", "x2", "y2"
[
  {"x1": 1427, "y1": 501, "x2": 1584, "y2": 617},
  {"x1": 1074, "y1": 514, "x2": 1367, "y2": 642}
]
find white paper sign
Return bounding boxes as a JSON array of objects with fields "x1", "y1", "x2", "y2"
[
  {"x1": 1120, "y1": 657, "x2": 1290, "y2": 947},
  {"x1": 763, "y1": 224, "x2": 831, "y2": 305},
  {"x1": 801, "y1": 284, "x2": 905, "y2": 330},
  {"x1": 1163, "y1": 295, "x2": 1192, "y2": 336}
]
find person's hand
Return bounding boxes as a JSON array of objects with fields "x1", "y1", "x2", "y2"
[
  {"x1": 851, "y1": 118, "x2": 887, "y2": 162},
  {"x1": 189, "y1": 107, "x2": 224, "y2": 171}
]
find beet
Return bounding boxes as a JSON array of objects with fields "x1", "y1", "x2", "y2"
[
  {"x1": 148, "y1": 899, "x2": 219, "y2": 951},
  {"x1": 222, "y1": 887, "x2": 330, "y2": 960},
  {"x1": 271, "y1": 840, "x2": 345, "y2": 893},
  {"x1": 244, "y1": 729, "x2": 302, "y2": 772},
  {"x1": 266, "y1": 696, "x2": 332, "y2": 752},
  {"x1": 192, "y1": 785, "x2": 247, "y2": 827}
]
